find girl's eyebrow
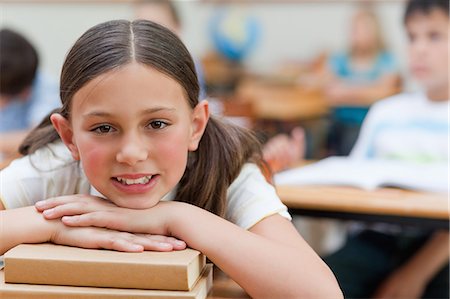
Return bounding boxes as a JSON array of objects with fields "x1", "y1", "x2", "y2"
[{"x1": 83, "y1": 107, "x2": 176, "y2": 118}]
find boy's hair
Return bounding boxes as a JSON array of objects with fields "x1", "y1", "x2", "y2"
[
  {"x1": 0, "y1": 28, "x2": 39, "y2": 96},
  {"x1": 19, "y1": 19, "x2": 264, "y2": 217},
  {"x1": 404, "y1": 0, "x2": 449, "y2": 23}
]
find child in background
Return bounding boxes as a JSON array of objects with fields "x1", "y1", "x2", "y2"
[
  {"x1": 325, "y1": 0, "x2": 449, "y2": 297},
  {"x1": 323, "y1": 6, "x2": 401, "y2": 156},
  {"x1": 0, "y1": 29, "x2": 60, "y2": 159},
  {"x1": 0, "y1": 20, "x2": 342, "y2": 298},
  {"x1": 134, "y1": 0, "x2": 207, "y2": 101}
]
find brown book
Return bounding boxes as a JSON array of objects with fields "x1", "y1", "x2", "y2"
[
  {"x1": 4, "y1": 243, "x2": 206, "y2": 291},
  {"x1": 0, "y1": 264, "x2": 212, "y2": 299}
]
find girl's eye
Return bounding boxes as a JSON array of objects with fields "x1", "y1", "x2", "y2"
[
  {"x1": 148, "y1": 120, "x2": 168, "y2": 129},
  {"x1": 92, "y1": 125, "x2": 114, "y2": 134}
]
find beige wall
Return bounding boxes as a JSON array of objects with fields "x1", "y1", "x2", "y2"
[{"x1": 1, "y1": 1, "x2": 411, "y2": 85}]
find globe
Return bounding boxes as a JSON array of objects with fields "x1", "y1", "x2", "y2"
[{"x1": 209, "y1": 8, "x2": 260, "y2": 62}]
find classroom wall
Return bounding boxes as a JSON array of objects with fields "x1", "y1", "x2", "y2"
[{"x1": 0, "y1": 1, "x2": 411, "y2": 86}]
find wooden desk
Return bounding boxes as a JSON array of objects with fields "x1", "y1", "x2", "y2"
[
  {"x1": 277, "y1": 185, "x2": 449, "y2": 229},
  {"x1": 208, "y1": 270, "x2": 249, "y2": 299},
  {"x1": 232, "y1": 79, "x2": 328, "y2": 121}
]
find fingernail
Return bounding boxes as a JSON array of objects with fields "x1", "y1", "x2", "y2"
[
  {"x1": 62, "y1": 216, "x2": 75, "y2": 222},
  {"x1": 158, "y1": 242, "x2": 171, "y2": 248},
  {"x1": 35, "y1": 201, "x2": 46, "y2": 208},
  {"x1": 131, "y1": 244, "x2": 143, "y2": 251},
  {"x1": 43, "y1": 209, "x2": 54, "y2": 216},
  {"x1": 175, "y1": 240, "x2": 185, "y2": 246}
]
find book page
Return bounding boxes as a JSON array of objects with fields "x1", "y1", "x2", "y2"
[{"x1": 274, "y1": 157, "x2": 448, "y2": 194}]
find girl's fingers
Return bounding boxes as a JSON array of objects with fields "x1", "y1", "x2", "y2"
[
  {"x1": 134, "y1": 237, "x2": 174, "y2": 252},
  {"x1": 62, "y1": 215, "x2": 186, "y2": 251},
  {"x1": 35, "y1": 195, "x2": 86, "y2": 211},
  {"x1": 35, "y1": 195, "x2": 113, "y2": 212},
  {"x1": 97, "y1": 232, "x2": 176, "y2": 252},
  {"x1": 99, "y1": 237, "x2": 144, "y2": 252},
  {"x1": 41, "y1": 202, "x2": 92, "y2": 219},
  {"x1": 62, "y1": 211, "x2": 128, "y2": 232},
  {"x1": 140, "y1": 235, "x2": 186, "y2": 250}
]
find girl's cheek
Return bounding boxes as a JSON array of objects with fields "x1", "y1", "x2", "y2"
[{"x1": 79, "y1": 144, "x2": 110, "y2": 172}]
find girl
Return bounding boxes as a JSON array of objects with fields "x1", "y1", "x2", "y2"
[
  {"x1": 323, "y1": 7, "x2": 401, "y2": 155},
  {"x1": 0, "y1": 20, "x2": 341, "y2": 298}
]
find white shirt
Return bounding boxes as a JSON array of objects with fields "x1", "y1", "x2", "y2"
[
  {"x1": 0, "y1": 141, "x2": 291, "y2": 230},
  {"x1": 351, "y1": 92, "x2": 449, "y2": 163}
]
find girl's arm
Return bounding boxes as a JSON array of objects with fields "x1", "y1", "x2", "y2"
[
  {"x1": 0, "y1": 206, "x2": 56, "y2": 255},
  {"x1": 0, "y1": 203, "x2": 185, "y2": 255},
  {"x1": 38, "y1": 198, "x2": 342, "y2": 298},
  {"x1": 372, "y1": 231, "x2": 449, "y2": 299},
  {"x1": 170, "y1": 203, "x2": 342, "y2": 299},
  {"x1": 324, "y1": 73, "x2": 401, "y2": 106}
]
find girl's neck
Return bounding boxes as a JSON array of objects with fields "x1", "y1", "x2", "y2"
[{"x1": 351, "y1": 47, "x2": 378, "y2": 60}]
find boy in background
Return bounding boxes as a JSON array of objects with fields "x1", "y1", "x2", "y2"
[
  {"x1": 325, "y1": 0, "x2": 449, "y2": 298},
  {"x1": 0, "y1": 29, "x2": 60, "y2": 159}
]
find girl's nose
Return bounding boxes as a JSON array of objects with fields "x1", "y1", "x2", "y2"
[{"x1": 116, "y1": 133, "x2": 149, "y2": 165}]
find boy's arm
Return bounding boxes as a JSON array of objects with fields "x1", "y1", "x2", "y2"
[{"x1": 373, "y1": 231, "x2": 449, "y2": 298}]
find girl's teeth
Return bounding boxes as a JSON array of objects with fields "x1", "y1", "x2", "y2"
[{"x1": 117, "y1": 175, "x2": 152, "y2": 185}]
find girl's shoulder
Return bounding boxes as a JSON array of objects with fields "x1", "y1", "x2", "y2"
[
  {"x1": 3, "y1": 141, "x2": 76, "y2": 175},
  {"x1": 0, "y1": 141, "x2": 88, "y2": 209},
  {"x1": 226, "y1": 163, "x2": 291, "y2": 229}
]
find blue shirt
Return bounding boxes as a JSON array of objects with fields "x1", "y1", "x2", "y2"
[
  {"x1": 0, "y1": 72, "x2": 60, "y2": 132},
  {"x1": 329, "y1": 51, "x2": 397, "y2": 125}
]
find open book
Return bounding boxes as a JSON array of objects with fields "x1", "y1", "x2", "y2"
[{"x1": 274, "y1": 157, "x2": 448, "y2": 194}]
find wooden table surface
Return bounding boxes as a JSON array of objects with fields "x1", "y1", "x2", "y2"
[
  {"x1": 233, "y1": 78, "x2": 328, "y2": 121},
  {"x1": 277, "y1": 185, "x2": 448, "y2": 220}
]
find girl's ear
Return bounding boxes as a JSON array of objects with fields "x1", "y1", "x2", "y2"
[
  {"x1": 50, "y1": 113, "x2": 80, "y2": 160},
  {"x1": 188, "y1": 100, "x2": 210, "y2": 151}
]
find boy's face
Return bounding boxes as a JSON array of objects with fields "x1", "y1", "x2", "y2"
[
  {"x1": 406, "y1": 9, "x2": 449, "y2": 94},
  {"x1": 58, "y1": 62, "x2": 208, "y2": 209}
]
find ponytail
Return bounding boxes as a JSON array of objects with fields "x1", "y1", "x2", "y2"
[
  {"x1": 176, "y1": 115, "x2": 266, "y2": 217},
  {"x1": 19, "y1": 109, "x2": 62, "y2": 155}
]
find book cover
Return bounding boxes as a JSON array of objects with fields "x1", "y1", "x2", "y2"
[
  {"x1": 0, "y1": 264, "x2": 212, "y2": 299},
  {"x1": 4, "y1": 243, "x2": 206, "y2": 291}
]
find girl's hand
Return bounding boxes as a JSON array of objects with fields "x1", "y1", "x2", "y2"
[
  {"x1": 51, "y1": 222, "x2": 184, "y2": 252},
  {"x1": 36, "y1": 195, "x2": 186, "y2": 251}
]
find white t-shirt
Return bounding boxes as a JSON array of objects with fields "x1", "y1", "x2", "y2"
[
  {"x1": 0, "y1": 141, "x2": 291, "y2": 230},
  {"x1": 351, "y1": 92, "x2": 449, "y2": 163}
]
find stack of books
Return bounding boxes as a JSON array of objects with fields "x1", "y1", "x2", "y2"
[{"x1": 0, "y1": 243, "x2": 212, "y2": 298}]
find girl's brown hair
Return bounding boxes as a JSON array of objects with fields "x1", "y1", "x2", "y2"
[{"x1": 19, "y1": 19, "x2": 265, "y2": 217}]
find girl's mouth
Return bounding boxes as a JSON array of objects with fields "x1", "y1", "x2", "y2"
[
  {"x1": 115, "y1": 175, "x2": 153, "y2": 185},
  {"x1": 111, "y1": 174, "x2": 159, "y2": 194}
]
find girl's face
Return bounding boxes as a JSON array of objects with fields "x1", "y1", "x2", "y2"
[
  {"x1": 350, "y1": 13, "x2": 379, "y2": 53},
  {"x1": 53, "y1": 62, "x2": 208, "y2": 209}
]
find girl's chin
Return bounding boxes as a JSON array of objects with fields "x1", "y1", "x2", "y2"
[{"x1": 111, "y1": 197, "x2": 160, "y2": 210}]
